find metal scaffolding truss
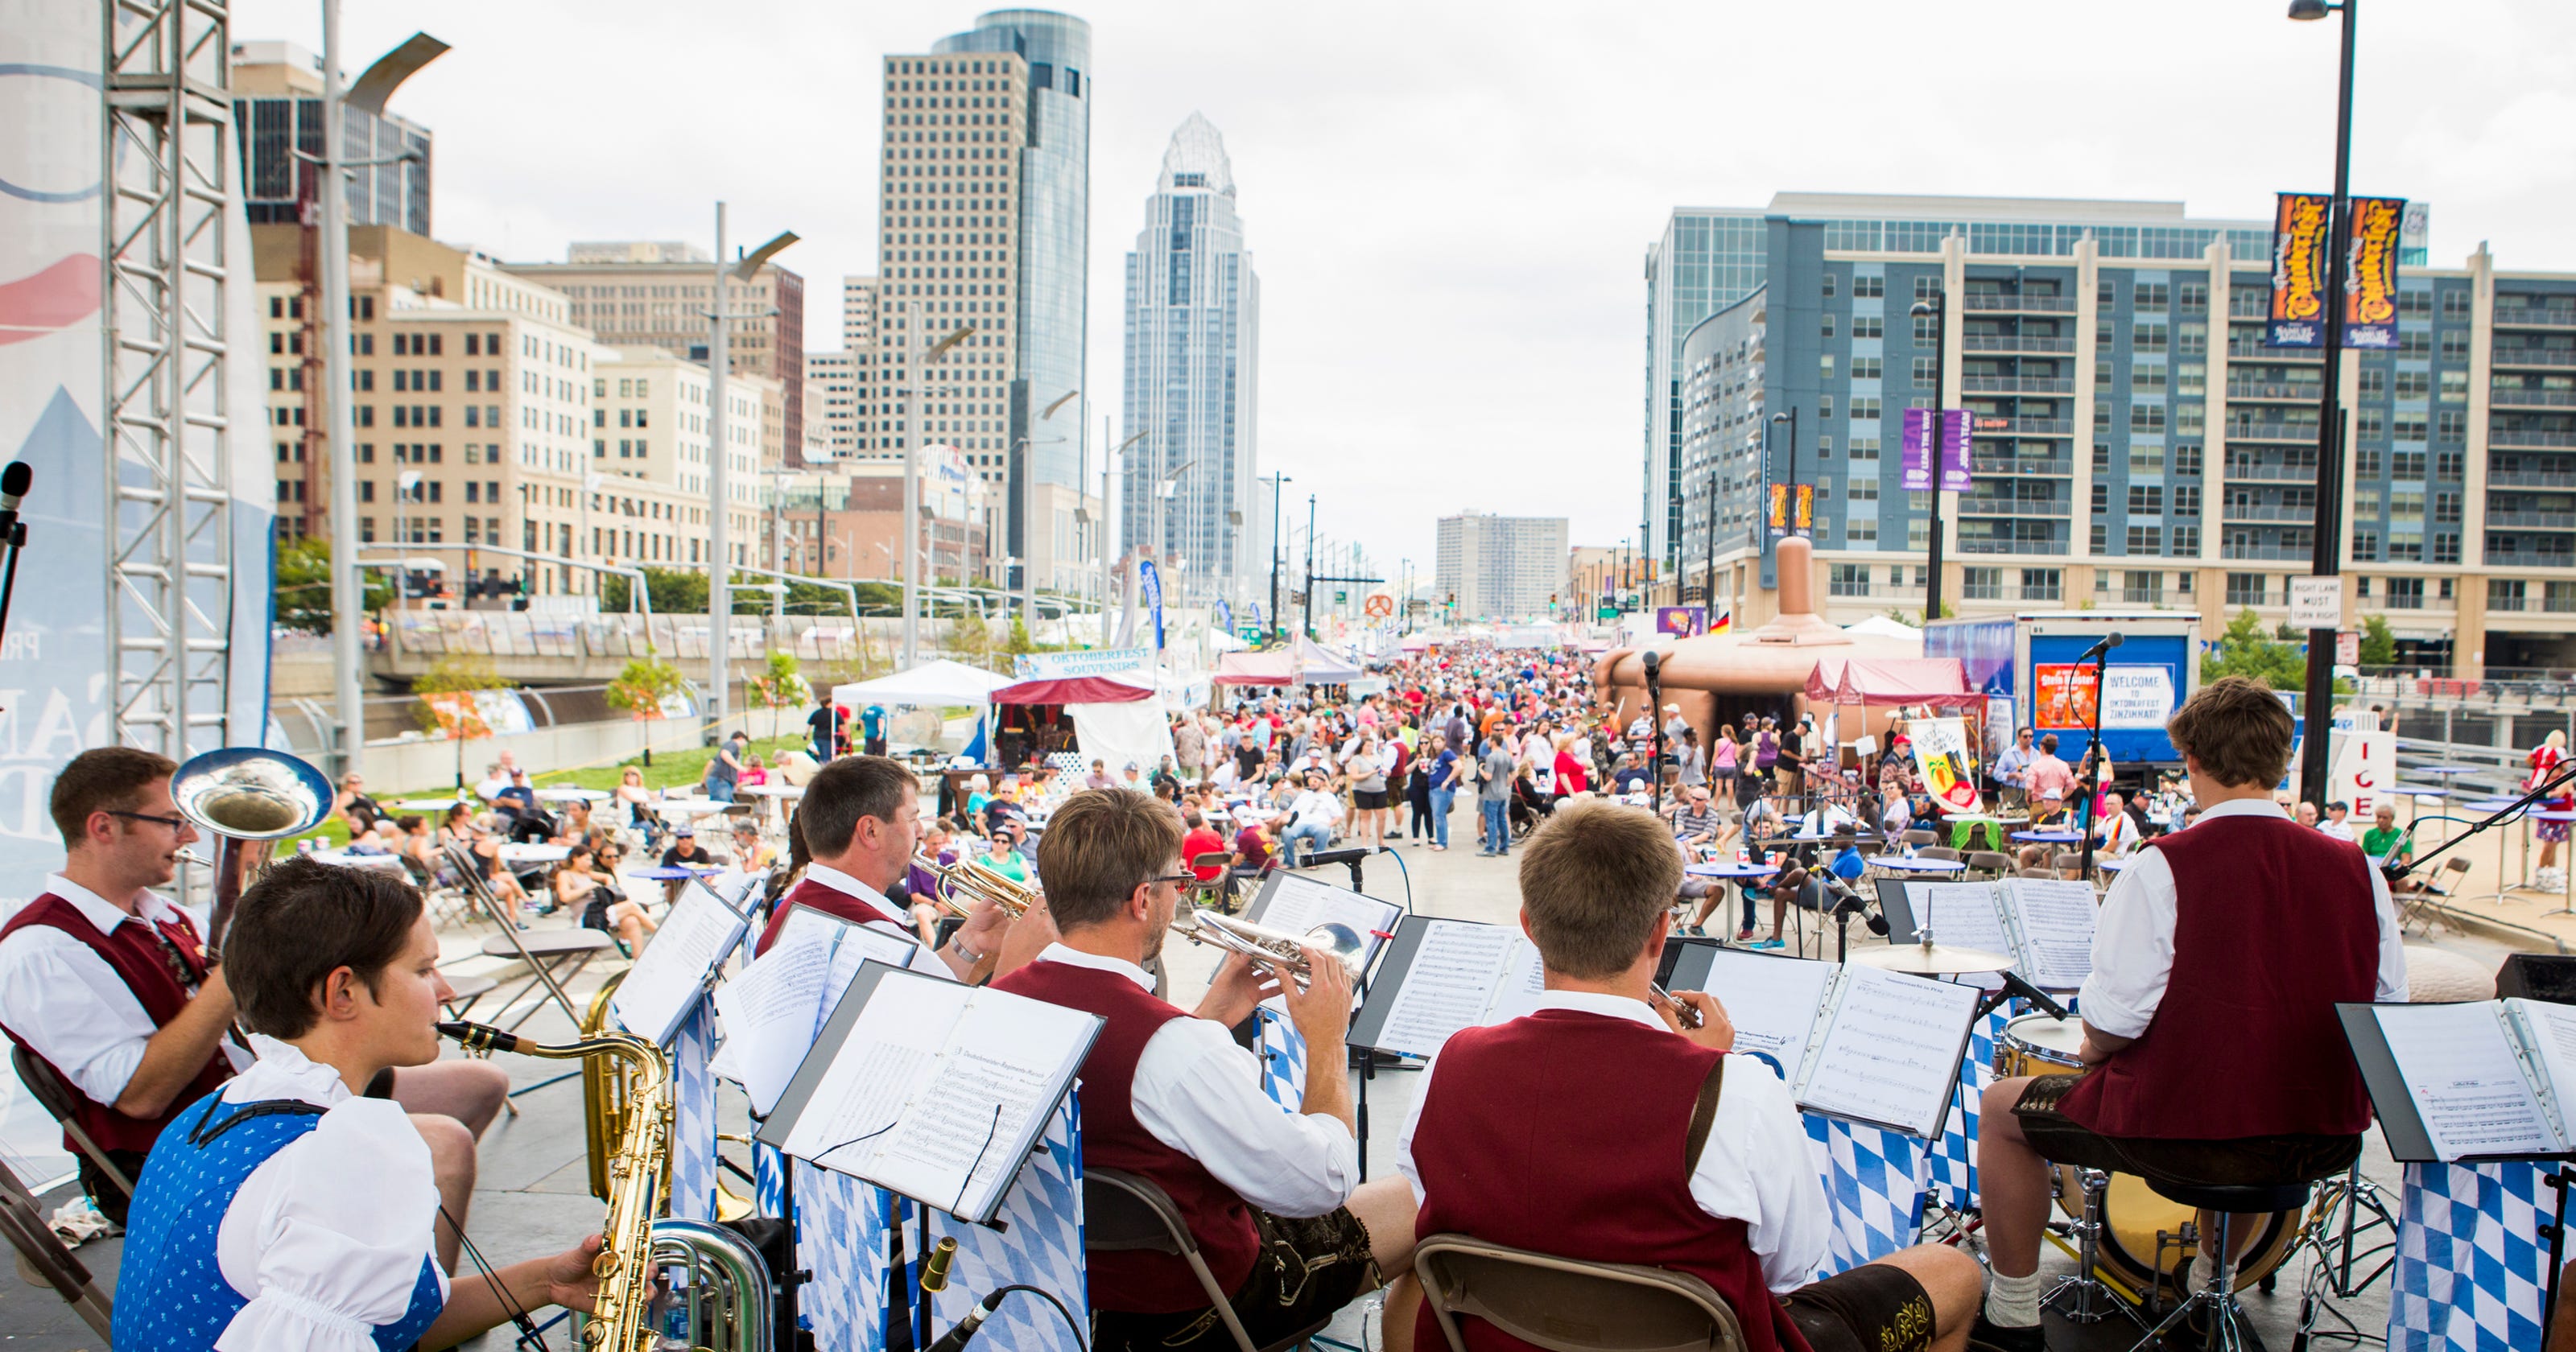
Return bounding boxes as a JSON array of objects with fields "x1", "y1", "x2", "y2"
[{"x1": 101, "y1": 0, "x2": 237, "y2": 758}]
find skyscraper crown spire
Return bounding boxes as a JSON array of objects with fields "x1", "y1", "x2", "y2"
[{"x1": 1158, "y1": 112, "x2": 1235, "y2": 196}]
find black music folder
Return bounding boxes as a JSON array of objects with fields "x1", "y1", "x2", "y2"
[
  {"x1": 1871, "y1": 877, "x2": 2098, "y2": 991},
  {"x1": 2339, "y1": 1000, "x2": 2576, "y2": 1165},
  {"x1": 757, "y1": 960, "x2": 1102, "y2": 1223}
]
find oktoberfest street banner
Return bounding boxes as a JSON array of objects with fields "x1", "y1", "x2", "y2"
[
  {"x1": 2343, "y1": 196, "x2": 2407, "y2": 350},
  {"x1": 2268, "y1": 192, "x2": 2332, "y2": 349},
  {"x1": 1901, "y1": 408, "x2": 1971, "y2": 493}
]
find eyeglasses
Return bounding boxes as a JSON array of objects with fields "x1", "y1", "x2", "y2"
[
  {"x1": 106, "y1": 810, "x2": 190, "y2": 831},
  {"x1": 1148, "y1": 871, "x2": 1199, "y2": 888}
]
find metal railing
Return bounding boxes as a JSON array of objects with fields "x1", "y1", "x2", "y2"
[
  {"x1": 2228, "y1": 343, "x2": 2322, "y2": 361},
  {"x1": 2222, "y1": 504, "x2": 2318, "y2": 523},
  {"x1": 2491, "y1": 388, "x2": 2576, "y2": 408},
  {"x1": 2491, "y1": 310, "x2": 2576, "y2": 329},
  {"x1": 2222, "y1": 462, "x2": 2325, "y2": 481},
  {"x1": 2485, "y1": 550, "x2": 2576, "y2": 568},
  {"x1": 2490, "y1": 429, "x2": 2576, "y2": 449},
  {"x1": 2488, "y1": 471, "x2": 2576, "y2": 488},
  {"x1": 1955, "y1": 538, "x2": 2067, "y2": 555},
  {"x1": 2493, "y1": 349, "x2": 2576, "y2": 368},
  {"x1": 2226, "y1": 423, "x2": 2324, "y2": 443},
  {"x1": 1961, "y1": 294, "x2": 2078, "y2": 313},
  {"x1": 1959, "y1": 499, "x2": 2071, "y2": 517},
  {"x1": 2219, "y1": 545, "x2": 2318, "y2": 561},
  {"x1": 2226, "y1": 381, "x2": 2325, "y2": 401},
  {"x1": 2487, "y1": 511, "x2": 2576, "y2": 530},
  {"x1": 1963, "y1": 333, "x2": 2077, "y2": 353},
  {"x1": 1972, "y1": 456, "x2": 2074, "y2": 477},
  {"x1": 1959, "y1": 376, "x2": 2075, "y2": 394}
]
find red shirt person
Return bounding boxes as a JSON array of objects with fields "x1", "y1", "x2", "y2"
[{"x1": 1967, "y1": 676, "x2": 2408, "y2": 1350}]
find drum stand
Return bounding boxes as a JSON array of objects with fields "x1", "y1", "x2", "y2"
[
  {"x1": 2290, "y1": 1164, "x2": 2396, "y2": 1351},
  {"x1": 2045, "y1": 1169, "x2": 2149, "y2": 1332}
]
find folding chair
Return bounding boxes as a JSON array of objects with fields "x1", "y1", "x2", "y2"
[
  {"x1": 10, "y1": 1045, "x2": 132, "y2": 1212},
  {"x1": 1190, "y1": 851, "x2": 1239, "y2": 914},
  {"x1": 1084, "y1": 1167, "x2": 1329, "y2": 1352},
  {"x1": 400, "y1": 851, "x2": 478, "y2": 930},
  {"x1": 2050, "y1": 851, "x2": 2086, "y2": 876},
  {"x1": 2401, "y1": 857, "x2": 2474, "y2": 936},
  {"x1": 1900, "y1": 829, "x2": 1938, "y2": 849},
  {"x1": 443, "y1": 843, "x2": 611, "y2": 1032},
  {"x1": 1917, "y1": 846, "x2": 1963, "y2": 863},
  {"x1": 1967, "y1": 851, "x2": 2016, "y2": 878},
  {"x1": 1412, "y1": 1232, "x2": 1751, "y2": 1352},
  {"x1": 2015, "y1": 868, "x2": 2058, "y2": 880}
]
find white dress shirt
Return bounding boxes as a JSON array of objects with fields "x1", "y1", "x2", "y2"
[
  {"x1": 1393, "y1": 991, "x2": 1829, "y2": 1294},
  {"x1": 211, "y1": 1036, "x2": 448, "y2": 1352},
  {"x1": 800, "y1": 863, "x2": 953, "y2": 979},
  {"x1": 2094, "y1": 810, "x2": 2141, "y2": 857},
  {"x1": 0, "y1": 873, "x2": 251, "y2": 1106},
  {"x1": 1030, "y1": 945, "x2": 1358, "y2": 1218},
  {"x1": 1286, "y1": 789, "x2": 1343, "y2": 829},
  {"x1": 2079, "y1": 797, "x2": 2409, "y2": 1040}
]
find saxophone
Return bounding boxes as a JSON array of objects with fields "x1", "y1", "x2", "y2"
[{"x1": 441, "y1": 1021, "x2": 774, "y2": 1352}]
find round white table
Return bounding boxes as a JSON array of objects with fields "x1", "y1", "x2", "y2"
[
  {"x1": 535, "y1": 787, "x2": 609, "y2": 804},
  {"x1": 499, "y1": 843, "x2": 572, "y2": 867},
  {"x1": 309, "y1": 850, "x2": 405, "y2": 870},
  {"x1": 650, "y1": 798, "x2": 729, "y2": 822},
  {"x1": 738, "y1": 782, "x2": 804, "y2": 829},
  {"x1": 394, "y1": 797, "x2": 464, "y2": 812},
  {"x1": 1869, "y1": 856, "x2": 1969, "y2": 876}
]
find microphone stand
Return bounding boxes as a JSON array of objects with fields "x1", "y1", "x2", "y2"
[{"x1": 2074, "y1": 640, "x2": 2116, "y2": 883}]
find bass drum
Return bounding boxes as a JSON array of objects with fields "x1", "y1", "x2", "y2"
[{"x1": 1996, "y1": 1016, "x2": 2301, "y2": 1299}]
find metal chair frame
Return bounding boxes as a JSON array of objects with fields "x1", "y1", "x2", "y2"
[
  {"x1": 8, "y1": 1045, "x2": 133, "y2": 1206},
  {"x1": 1412, "y1": 1232, "x2": 1750, "y2": 1352},
  {"x1": 1084, "y1": 1166, "x2": 1329, "y2": 1352}
]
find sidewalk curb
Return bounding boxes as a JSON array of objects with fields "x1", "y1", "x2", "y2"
[{"x1": 2421, "y1": 901, "x2": 2570, "y2": 954}]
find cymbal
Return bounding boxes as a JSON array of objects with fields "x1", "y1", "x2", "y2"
[{"x1": 1847, "y1": 942, "x2": 2015, "y2": 975}]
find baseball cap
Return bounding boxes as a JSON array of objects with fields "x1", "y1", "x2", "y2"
[{"x1": 675, "y1": 825, "x2": 695, "y2": 837}]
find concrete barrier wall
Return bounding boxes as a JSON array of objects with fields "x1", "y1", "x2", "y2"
[{"x1": 356, "y1": 710, "x2": 780, "y2": 798}]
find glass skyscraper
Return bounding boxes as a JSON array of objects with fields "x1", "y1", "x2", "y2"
[
  {"x1": 935, "y1": 10, "x2": 1091, "y2": 495},
  {"x1": 1121, "y1": 114, "x2": 1260, "y2": 591}
]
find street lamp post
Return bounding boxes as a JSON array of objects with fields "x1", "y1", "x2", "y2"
[
  {"x1": 1300, "y1": 495, "x2": 1319, "y2": 641},
  {"x1": 898, "y1": 305, "x2": 975, "y2": 668},
  {"x1": 1909, "y1": 295, "x2": 1951, "y2": 621},
  {"x1": 1267, "y1": 471, "x2": 1291, "y2": 645},
  {"x1": 321, "y1": 13, "x2": 446, "y2": 779},
  {"x1": 704, "y1": 208, "x2": 796, "y2": 739},
  {"x1": 2292, "y1": 0, "x2": 2360, "y2": 807}
]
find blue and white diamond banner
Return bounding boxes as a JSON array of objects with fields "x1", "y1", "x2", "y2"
[
  {"x1": 929, "y1": 1096, "x2": 1088, "y2": 1352},
  {"x1": 2390, "y1": 1160, "x2": 2550, "y2": 1352},
  {"x1": 1804, "y1": 1113, "x2": 1932, "y2": 1277},
  {"x1": 1254, "y1": 1004, "x2": 1308, "y2": 1108},
  {"x1": 667, "y1": 1003, "x2": 720, "y2": 1222}
]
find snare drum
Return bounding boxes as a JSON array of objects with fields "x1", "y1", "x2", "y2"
[{"x1": 1992, "y1": 1012, "x2": 2084, "y2": 1078}]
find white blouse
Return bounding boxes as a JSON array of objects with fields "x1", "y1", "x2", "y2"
[{"x1": 212, "y1": 1036, "x2": 449, "y2": 1352}]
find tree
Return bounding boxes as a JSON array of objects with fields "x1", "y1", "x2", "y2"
[
  {"x1": 273, "y1": 535, "x2": 390, "y2": 633},
  {"x1": 606, "y1": 649, "x2": 689, "y2": 766},
  {"x1": 1004, "y1": 612, "x2": 1034, "y2": 656},
  {"x1": 2359, "y1": 614, "x2": 2397, "y2": 668},
  {"x1": 747, "y1": 650, "x2": 811, "y2": 741},
  {"x1": 411, "y1": 656, "x2": 515, "y2": 789},
  {"x1": 2200, "y1": 608, "x2": 2305, "y2": 688}
]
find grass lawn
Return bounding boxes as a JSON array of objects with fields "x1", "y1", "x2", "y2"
[{"x1": 279, "y1": 732, "x2": 811, "y2": 850}]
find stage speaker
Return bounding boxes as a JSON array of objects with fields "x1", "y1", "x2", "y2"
[{"x1": 2496, "y1": 954, "x2": 2576, "y2": 1005}]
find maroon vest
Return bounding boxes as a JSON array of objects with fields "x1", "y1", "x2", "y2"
[
  {"x1": 991, "y1": 958, "x2": 1261, "y2": 1313},
  {"x1": 2058, "y1": 813, "x2": 2380, "y2": 1139},
  {"x1": 0, "y1": 892, "x2": 234, "y2": 1156},
  {"x1": 754, "y1": 876, "x2": 901, "y2": 955},
  {"x1": 1411, "y1": 1012, "x2": 1811, "y2": 1352}
]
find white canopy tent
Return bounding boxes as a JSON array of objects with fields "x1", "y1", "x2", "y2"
[{"x1": 829, "y1": 659, "x2": 1013, "y2": 708}]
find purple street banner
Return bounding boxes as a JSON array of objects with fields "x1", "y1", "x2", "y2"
[
  {"x1": 2267, "y1": 192, "x2": 2331, "y2": 348},
  {"x1": 1655, "y1": 606, "x2": 1706, "y2": 637},
  {"x1": 2343, "y1": 196, "x2": 2406, "y2": 350},
  {"x1": 1901, "y1": 408, "x2": 1972, "y2": 493}
]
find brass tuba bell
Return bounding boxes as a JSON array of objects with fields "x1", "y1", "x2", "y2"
[{"x1": 168, "y1": 748, "x2": 332, "y2": 958}]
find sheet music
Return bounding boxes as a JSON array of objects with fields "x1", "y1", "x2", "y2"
[
  {"x1": 782, "y1": 980, "x2": 960, "y2": 1169},
  {"x1": 610, "y1": 887, "x2": 747, "y2": 1045},
  {"x1": 2512, "y1": 1000, "x2": 2576, "y2": 1145},
  {"x1": 1485, "y1": 938, "x2": 1548, "y2": 1025},
  {"x1": 715, "y1": 911, "x2": 915, "y2": 1115},
  {"x1": 1373, "y1": 920, "x2": 1517, "y2": 1057},
  {"x1": 1253, "y1": 874, "x2": 1401, "y2": 967},
  {"x1": 1689, "y1": 950, "x2": 1835, "y2": 1067},
  {"x1": 873, "y1": 993, "x2": 1094, "y2": 1218},
  {"x1": 1796, "y1": 965, "x2": 1979, "y2": 1137},
  {"x1": 2376, "y1": 1002, "x2": 2561, "y2": 1160},
  {"x1": 1905, "y1": 883, "x2": 2010, "y2": 955},
  {"x1": 2005, "y1": 880, "x2": 2098, "y2": 991}
]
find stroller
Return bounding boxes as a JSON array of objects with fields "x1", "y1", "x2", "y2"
[{"x1": 1509, "y1": 774, "x2": 1556, "y2": 841}]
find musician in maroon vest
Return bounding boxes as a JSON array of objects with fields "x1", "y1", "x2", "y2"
[
  {"x1": 991, "y1": 788, "x2": 1419, "y2": 1352},
  {"x1": 0, "y1": 748, "x2": 507, "y2": 1271},
  {"x1": 1971, "y1": 676, "x2": 2407, "y2": 1352},
  {"x1": 752, "y1": 755, "x2": 1008, "y2": 983},
  {"x1": 1380, "y1": 799, "x2": 1981, "y2": 1352}
]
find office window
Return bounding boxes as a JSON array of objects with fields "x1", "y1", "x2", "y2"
[
  {"x1": 2394, "y1": 371, "x2": 2431, "y2": 399},
  {"x1": 2178, "y1": 282, "x2": 2208, "y2": 315},
  {"x1": 2227, "y1": 572, "x2": 2268, "y2": 607},
  {"x1": 1822, "y1": 315, "x2": 1836, "y2": 340},
  {"x1": 1823, "y1": 272, "x2": 1837, "y2": 298},
  {"x1": 1852, "y1": 357, "x2": 1882, "y2": 380},
  {"x1": 2173, "y1": 526, "x2": 2199, "y2": 555},
  {"x1": 2360, "y1": 369, "x2": 2386, "y2": 397},
  {"x1": 2386, "y1": 576, "x2": 2425, "y2": 609},
  {"x1": 1820, "y1": 355, "x2": 1835, "y2": 379},
  {"x1": 2439, "y1": 370, "x2": 2468, "y2": 402},
  {"x1": 1853, "y1": 315, "x2": 1883, "y2": 340},
  {"x1": 2021, "y1": 568, "x2": 2062, "y2": 601},
  {"x1": 1913, "y1": 357, "x2": 1939, "y2": 385},
  {"x1": 1963, "y1": 567, "x2": 2002, "y2": 600},
  {"x1": 2442, "y1": 289, "x2": 2471, "y2": 319},
  {"x1": 2133, "y1": 366, "x2": 2167, "y2": 394},
  {"x1": 2128, "y1": 484, "x2": 2164, "y2": 514},
  {"x1": 2131, "y1": 404, "x2": 2165, "y2": 432},
  {"x1": 2491, "y1": 578, "x2": 2528, "y2": 612},
  {"x1": 2122, "y1": 568, "x2": 2162, "y2": 603}
]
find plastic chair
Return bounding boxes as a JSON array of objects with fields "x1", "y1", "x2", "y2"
[
  {"x1": 9, "y1": 1046, "x2": 133, "y2": 1208},
  {"x1": 1412, "y1": 1232, "x2": 1750, "y2": 1352},
  {"x1": 1083, "y1": 1167, "x2": 1328, "y2": 1352}
]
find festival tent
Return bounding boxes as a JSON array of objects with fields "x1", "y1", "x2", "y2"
[
  {"x1": 1398, "y1": 633, "x2": 1433, "y2": 652},
  {"x1": 1843, "y1": 615, "x2": 1925, "y2": 644},
  {"x1": 829, "y1": 658, "x2": 1013, "y2": 708},
  {"x1": 1212, "y1": 650, "x2": 1294, "y2": 686},
  {"x1": 991, "y1": 673, "x2": 1154, "y2": 706},
  {"x1": 1297, "y1": 640, "x2": 1362, "y2": 685},
  {"x1": 1802, "y1": 657, "x2": 1981, "y2": 707}
]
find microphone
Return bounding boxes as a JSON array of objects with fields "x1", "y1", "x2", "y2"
[
  {"x1": 926, "y1": 1290, "x2": 1006, "y2": 1352},
  {"x1": 919, "y1": 1236, "x2": 957, "y2": 1295},
  {"x1": 2079, "y1": 632, "x2": 2125, "y2": 662},
  {"x1": 0, "y1": 462, "x2": 29, "y2": 534}
]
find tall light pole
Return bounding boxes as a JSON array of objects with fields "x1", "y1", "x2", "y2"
[
  {"x1": 705, "y1": 207, "x2": 798, "y2": 735},
  {"x1": 321, "y1": 16, "x2": 446, "y2": 779},
  {"x1": 1300, "y1": 495, "x2": 1319, "y2": 641},
  {"x1": 1266, "y1": 471, "x2": 1291, "y2": 645},
  {"x1": 898, "y1": 304, "x2": 975, "y2": 667},
  {"x1": 2292, "y1": 0, "x2": 2359, "y2": 806},
  {"x1": 1024, "y1": 389, "x2": 1080, "y2": 635},
  {"x1": 1910, "y1": 295, "x2": 1949, "y2": 621}
]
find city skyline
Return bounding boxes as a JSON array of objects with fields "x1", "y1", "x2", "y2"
[{"x1": 227, "y1": 0, "x2": 2576, "y2": 570}]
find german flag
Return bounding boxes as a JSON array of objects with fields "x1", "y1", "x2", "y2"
[{"x1": 1709, "y1": 611, "x2": 1732, "y2": 634}]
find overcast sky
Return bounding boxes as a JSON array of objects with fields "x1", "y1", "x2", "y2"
[{"x1": 239, "y1": 0, "x2": 2576, "y2": 580}]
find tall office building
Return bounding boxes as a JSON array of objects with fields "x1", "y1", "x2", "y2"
[
  {"x1": 1122, "y1": 113, "x2": 1260, "y2": 598},
  {"x1": 230, "y1": 40, "x2": 431, "y2": 235},
  {"x1": 506, "y1": 241, "x2": 807, "y2": 466},
  {"x1": 877, "y1": 9, "x2": 1096, "y2": 590},
  {"x1": 1436, "y1": 513, "x2": 1570, "y2": 620},
  {"x1": 1669, "y1": 191, "x2": 2576, "y2": 677},
  {"x1": 806, "y1": 351, "x2": 857, "y2": 460}
]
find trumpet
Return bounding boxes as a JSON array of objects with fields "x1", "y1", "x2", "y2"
[
  {"x1": 910, "y1": 851, "x2": 1038, "y2": 921},
  {"x1": 1169, "y1": 909, "x2": 1367, "y2": 987}
]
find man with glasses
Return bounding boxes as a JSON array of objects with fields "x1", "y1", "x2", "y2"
[
  {"x1": 0, "y1": 748, "x2": 506, "y2": 1273},
  {"x1": 993, "y1": 788, "x2": 1418, "y2": 1351}
]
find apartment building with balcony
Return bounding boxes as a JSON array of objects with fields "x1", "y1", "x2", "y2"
[{"x1": 1660, "y1": 192, "x2": 2576, "y2": 675}]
